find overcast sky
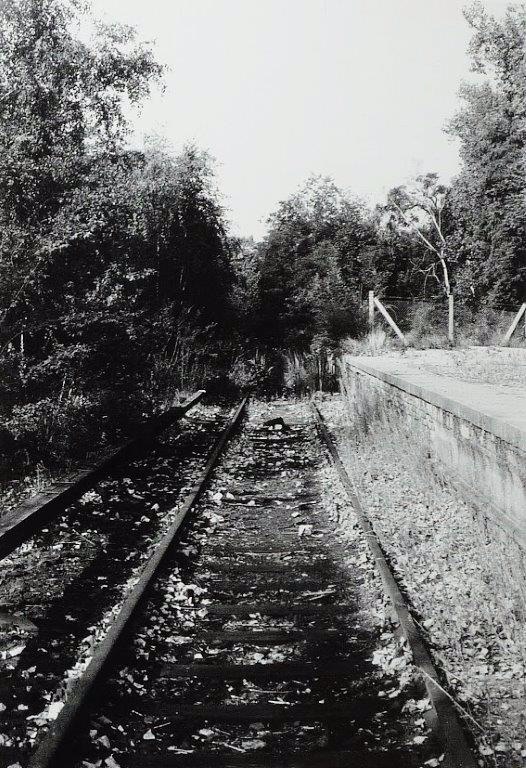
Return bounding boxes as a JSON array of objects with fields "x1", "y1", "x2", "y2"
[{"x1": 91, "y1": 0, "x2": 510, "y2": 238}]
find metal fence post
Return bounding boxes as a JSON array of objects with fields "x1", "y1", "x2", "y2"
[
  {"x1": 448, "y1": 293, "x2": 455, "y2": 344},
  {"x1": 368, "y1": 290, "x2": 375, "y2": 331}
]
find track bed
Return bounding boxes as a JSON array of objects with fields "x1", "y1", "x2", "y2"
[
  {"x1": 56, "y1": 402, "x2": 439, "y2": 767},
  {"x1": 0, "y1": 401, "x2": 230, "y2": 764}
]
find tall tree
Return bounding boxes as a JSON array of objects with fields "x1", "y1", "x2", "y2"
[
  {"x1": 0, "y1": 1, "x2": 238, "y2": 464},
  {"x1": 0, "y1": 0, "x2": 162, "y2": 330},
  {"x1": 447, "y1": 2, "x2": 526, "y2": 305},
  {"x1": 256, "y1": 176, "x2": 373, "y2": 348},
  {"x1": 384, "y1": 174, "x2": 453, "y2": 297}
]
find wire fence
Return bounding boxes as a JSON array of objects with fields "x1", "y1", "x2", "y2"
[{"x1": 366, "y1": 293, "x2": 526, "y2": 344}]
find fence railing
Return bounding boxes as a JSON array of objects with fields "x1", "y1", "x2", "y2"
[{"x1": 367, "y1": 291, "x2": 525, "y2": 347}]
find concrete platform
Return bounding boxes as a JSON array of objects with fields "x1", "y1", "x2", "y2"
[
  {"x1": 341, "y1": 354, "x2": 526, "y2": 546},
  {"x1": 344, "y1": 355, "x2": 526, "y2": 453}
]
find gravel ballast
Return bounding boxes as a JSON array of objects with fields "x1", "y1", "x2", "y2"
[
  {"x1": 0, "y1": 404, "x2": 229, "y2": 758},
  {"x1": 65, "y1": 400, "x2": 441, "y2": 767},
  {"x1": 318, "y1": 393, "x2": 526, "y2": 767}
]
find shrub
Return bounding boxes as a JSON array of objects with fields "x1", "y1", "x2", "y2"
[
  {"x1": 406, "y1": 302, "x2": 448, "y2": 347},
  {"x1": 7, "y1": 391, "x2": 106, "y2": 468}
]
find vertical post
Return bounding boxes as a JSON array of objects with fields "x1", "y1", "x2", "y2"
[
  {"x1": 368, "y1": 290, "x2": 375, "y2": 331},
  {"x1": 448, "y1": 293, "x2": 455, "y2": 345}
]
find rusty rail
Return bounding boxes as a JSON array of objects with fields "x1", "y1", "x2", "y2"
[
  {"x1": 29, "y1": 396, "x2": 248, "y2": 768},
  {"x1": 0, "y1": 390, "x2": 205, "y2": 562},
  {"x1": 312, "y1": 402, "x2": 477, "y2": 768}
]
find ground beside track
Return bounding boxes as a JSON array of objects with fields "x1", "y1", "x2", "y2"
[{"x1": 319, "y1": 391, "x2": 526, "y2": 766}]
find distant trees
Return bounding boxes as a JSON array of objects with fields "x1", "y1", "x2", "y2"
[
  {"x1": 369, "y1": 210, "x2": 428, "y2": 299},
  {"x1": 124, "y1": 140, "x2": 234, "y2": 324},
  {"x1": 254, "y1": 176, "x2": 374, "y2": 349},
  {"x1": 230, "y1": 236, "x2": 261, "y2": 337},
  {"x1": 366, "y1": 4, "x2": 526, "y2": 308}
]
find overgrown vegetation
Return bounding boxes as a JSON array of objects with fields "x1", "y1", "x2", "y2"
[
  {"x1": 0, "y1": 0, "x2": 238, "y2": 482},
  {"x1": 1, "y1": 0, "x2": 526, "y2": 485},
  {"x1": 233, "y1": 5, "x2": 526, "y2": 367}
]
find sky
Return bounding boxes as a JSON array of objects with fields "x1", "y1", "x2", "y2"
[{"x1": 90, "y1": 0, "x2": 511, "y2": 238}]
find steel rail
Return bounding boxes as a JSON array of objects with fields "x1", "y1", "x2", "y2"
[
  {"x1": 29, "y1": 396, "x2": 248, "y2": 768},
  {"x1": 0, "y1": 390, "x2": 206, "y2": 562},
  {"x1": 312, "y1": 402, "x2": 477, "y2": 768}
]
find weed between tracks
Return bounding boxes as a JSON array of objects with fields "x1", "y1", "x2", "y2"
[{"x1": 318, "y1": 392, "x2": 526, "y2": 767}]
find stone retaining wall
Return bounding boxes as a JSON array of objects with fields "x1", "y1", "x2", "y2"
[{"x1": 341, "y1": 357, "x2": 526, "y2": 548}]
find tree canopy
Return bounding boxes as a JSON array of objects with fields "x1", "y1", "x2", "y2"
[
  {"x1": 446, "y1": 2, "x2": 526, "y2": 306},
  {"x1": 1, "y1": 0, "x2": 526, "y2": 471},
  {"x1": 254, "y1": 176, "x2": 374, "y2": 349},
  {"x1": 0, "y1": 0, "x2": 237, "y2": 469}
]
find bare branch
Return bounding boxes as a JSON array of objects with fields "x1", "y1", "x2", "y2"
[
  {"x1": 392, "y1": 201, "x2": 441, "y2": 256},
  {"x1": 429, "y1": 211, "x2": 447, "y2": 246}
]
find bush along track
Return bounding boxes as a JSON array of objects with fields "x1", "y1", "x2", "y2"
[
  {"x1": 0, "y1": 392, "x2": 206, "y2": 562},
  {"x1": 0, "y1": 400, "x2": 233, "y2": 764},
  {"x1": 19, "y1": 400, "x2": 449, "y2": 768},
  {"x1": 318, "y1": 393, "x2": 526, "y2": 768}
]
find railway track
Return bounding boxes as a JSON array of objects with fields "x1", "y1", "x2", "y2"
[
  {"x1": 0, "y1": 391, "x2": 206, "y2": 562},
  {"x1": 0, "y1": 398, "x2": 475, "y2": 768}
]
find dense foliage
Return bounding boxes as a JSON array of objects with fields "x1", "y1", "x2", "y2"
[
  {"x1": 1, "y1": 0, "x2": 525, "y2": 477},
  {"x1": 251, "y1": 177, "x2": 375, "y2": 350},
  {"x1": 0, "y1": 0, "x2": 236, "y2": 473},
  {"x1": 358, "y1": 4, "x2": 526, "y2": 309},
  {"x1": 233, "y1": 3, "x2": 526, "y2": 367},
  {"x1": 446, "y1": 2, "x2": 526, "y2": 306}
]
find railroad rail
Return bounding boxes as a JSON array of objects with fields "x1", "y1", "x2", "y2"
[
  {"x1": 312, "y1": 404, "x2": 477, "y2": 768},
  {"x1": 28, "y1": 397, "x2": 248, "y2": 768},
  {"x1": 0, "y1": 398, "x2": 477, "y2": 768},
  {"x1": 0, "y1": 390, "x2": 205, "y2": 561}
]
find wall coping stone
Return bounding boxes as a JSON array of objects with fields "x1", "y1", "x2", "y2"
[{"x1": 342, "y1": 355, "x2": 526, "y2": 455}]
